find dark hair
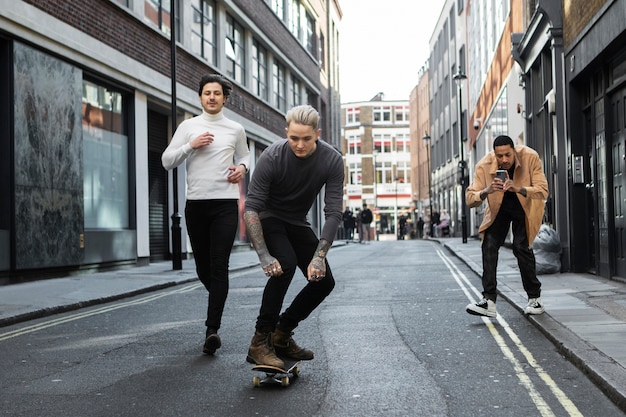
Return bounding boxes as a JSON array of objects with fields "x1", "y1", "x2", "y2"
[
  {"x1": 493, "y1": 135, "x2": 514, "y2": 150},
  {"x1": 198, "y1": 74, "x2": 233, "y2": 98}
]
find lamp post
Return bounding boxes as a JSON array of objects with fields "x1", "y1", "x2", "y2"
[
  {"x1": 453, "y1": 71, "x2": 468, "y2": 244},
  {"x1": 373, "y1": 150, "x2": 379, "y2": 240},
  {"x1": 394, "y1": 177, "x2": 399, "y2": 239},
  {"x1": 422, "y1": 133, "x2": 434, "y2": 238},
  {"x1": 169, "y1": 0, "x2": 182, "y2": 269}
]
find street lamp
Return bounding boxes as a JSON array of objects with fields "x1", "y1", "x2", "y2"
[
  {"x1": 422, "y1": 133, "x2": 434, "y2": 238},
  {"x1": 169, "y1": 0, "x2": 182, "y2": 269},
  {"x1": 373, "y1": 150, "x2": 379, "y2": 240},
  {"x1": 453, "y1": 71, "x2": 468, "y2": 244}
]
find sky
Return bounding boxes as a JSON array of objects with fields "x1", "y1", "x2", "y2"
[{"x1": 338, "y1": 0, "x2": 446, "y2": 103}]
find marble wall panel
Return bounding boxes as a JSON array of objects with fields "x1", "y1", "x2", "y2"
[{"x1": 13, "y1": 42, "x2": 84, "y2": 269}]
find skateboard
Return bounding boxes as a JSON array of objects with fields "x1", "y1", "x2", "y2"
[{"x1": 250, "y1": 358, "x2": 301, "y2": 387}]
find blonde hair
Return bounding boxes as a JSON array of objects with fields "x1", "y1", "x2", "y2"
[{"x1": 285, "y1": 105, "x2": 320, "y2": 131}]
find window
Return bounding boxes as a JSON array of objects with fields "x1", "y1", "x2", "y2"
[
  {"x1": 144, "y1": 0, "x2": 180, "y2": 39},
  {"x1": 252, "y1": 39, "x2": 268, "y2": 101},
  {"x1": 346, "y1": 107, "x2": 360, "y2": 124},
  {"x1": 82, "y1": 80, "x2": 130, "y2": 229},
  {"x1": 373, "y1": 106, "x2": 391, "y2": 123},
  {"x1": 347, "y1": 134, "x2": 361, "y2": 155},
  {"x1": 113, "y1": 0, "x2": 129, "y2": 6},
  {"x1": 289, "y1": 0, "x2": 301, "y2": 40},
  {"x1": 267, "y1": 0, "x2": 284, "y2": 20},
  {"x1": 319, "y1": 32, "x2": 325, "y2": 69},
  {"x1": 396, "y1": 161, "x2": 410, "y2": 183},
  {"x1": 349, "y1": 162, "x2": 361, "y2": 185},
  {"x1": 373, "y1": 134, "x2": 392, "y2": 153},
  {"x1": 191, "y1": 0, "x2": 216, "y2": 64},
  {"x1": 380, "y1": 161, "x2": 393, "y2": 184},
  {"x1": 225, "y1": 14, "x2": 245, "y2": 84},
  {"x1": 394, "y1": 105, "x2": 409, "y2": 122},
  {"x1": 396, "y1": 133, "x2": 410, "y2": 152},
  {"x1": 291, "y1": 76, "x2": 302, "y2": 106},
  {"x1": 305, "y1": 12, "x2": 317, "y2": 57},
  {"x1": 272, "y1": 60, "x2": 287, "y2": 111}
]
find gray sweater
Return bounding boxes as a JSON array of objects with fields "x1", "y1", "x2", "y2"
[{"x1": 245, "y1": 139, "x2": 344, "y2": 242}]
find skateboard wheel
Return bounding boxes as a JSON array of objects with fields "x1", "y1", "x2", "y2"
[
  {"x1": 281, "y1": 377, "x2": 290, "y2": 387},
  {"x1": 293, "y1": 367, "x2": 300, "y2": 377},
  {"x1": 252, "y1": 376, "x2": 261, "y2": 387}
]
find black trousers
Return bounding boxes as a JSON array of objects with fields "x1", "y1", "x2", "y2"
[
  {"x1": 481, "y1": 199, "x2": 541, "y2": 302},
  {"x1": 185, "y1": 199, "x2": 238, "y2": 331},
  {"x1": 255, "y1": 217, "x2": 335, "y2": 332}
]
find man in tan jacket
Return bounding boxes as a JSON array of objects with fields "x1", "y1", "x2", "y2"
[{"x1": 465, "y1": 135, "x2": 549, "y2": 318}]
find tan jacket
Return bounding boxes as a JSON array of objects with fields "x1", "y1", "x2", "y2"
[{"x1": 465, "y1": 145, "x2": 549, "y2": 246}]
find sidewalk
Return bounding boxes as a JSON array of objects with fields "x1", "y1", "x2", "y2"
[{"x1": 0, "y1": 238, "x2": 625, "y2": 410}]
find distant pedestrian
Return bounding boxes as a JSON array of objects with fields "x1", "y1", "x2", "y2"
[
  {"x1": 342, "y1": 208, "x2": 355, "y2": 240},
  {"x1": 416, "y1": 217, "x2": 425, "y2": 239},
  {"x1": 161, "y1": 74, "x2": 250, "y2": 355},
  {"x1": 360, "y1": 203, "x2": 373, "y2": 241},
  {"x1": 465, "y1": 135, "x2": 548, "y2": 318}
]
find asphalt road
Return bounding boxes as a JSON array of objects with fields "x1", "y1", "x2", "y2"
[{"x1": 1, "y1": 240, "x2": 623, "y2": 416}]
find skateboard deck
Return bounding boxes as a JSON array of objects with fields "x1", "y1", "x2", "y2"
[{"x1": 250, "y1": 358, "x2": 301, "y2": 387}]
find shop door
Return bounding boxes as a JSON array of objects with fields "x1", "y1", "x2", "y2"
[
  {"x1": 610, "y1": 87, "x2": 626, "y2": 279},
  {"x1": 148, "y1": 110, "x2": 170, "y2": 260}
]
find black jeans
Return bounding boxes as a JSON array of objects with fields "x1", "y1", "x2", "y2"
[
  {"x1": 481, "y1": 200, "x2": 541, "y2": 302},
  {"x1": 185, "y1": 199, "x2": 238, "y2": 331},
  {"x1": 256, "y1": 217, "x2": 335, "y2": 332}
]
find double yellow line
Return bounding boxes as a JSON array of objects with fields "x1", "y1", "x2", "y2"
[{"x1": 437, "y1": 248, "x2": 583, "y2": 417}]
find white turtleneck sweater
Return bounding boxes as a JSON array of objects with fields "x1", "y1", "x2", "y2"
[{"x1": 161, "y1": 110, "x2": 250, "y2": 200}]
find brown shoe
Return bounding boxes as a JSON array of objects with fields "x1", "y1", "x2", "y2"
[
  {"x1": 246, "y1": 330, "x2": 285, "y2": 368},
  {"x1": 273, "y1": 328, "x2": 314, "y2": 360}
]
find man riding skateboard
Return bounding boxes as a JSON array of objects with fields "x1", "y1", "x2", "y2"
[{"x1": 243, "y1": 105, "x2": 344, "y2": 368}]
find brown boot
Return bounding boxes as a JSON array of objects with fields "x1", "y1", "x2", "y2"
[
  {"x1": 273, "y1": 327, "x2": 314, "y2": 360},
  {"x1": 246, "y1": 330, "x2": 285, "y2": 368}
]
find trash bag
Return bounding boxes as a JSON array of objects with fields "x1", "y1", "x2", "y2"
[{"x1": 532, "y1": 224, "x2": 561, "y2": 274}]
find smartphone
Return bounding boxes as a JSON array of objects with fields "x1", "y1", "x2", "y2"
[{"x1": 495, "y1": 169, "x2": 507, "y2": 182}]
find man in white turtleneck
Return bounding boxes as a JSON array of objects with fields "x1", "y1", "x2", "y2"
[{"x1": 162, "y1": 74, "x2": 250, "y2": 355}]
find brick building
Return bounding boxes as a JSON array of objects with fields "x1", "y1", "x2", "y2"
[{"x1": 0, "y1": 0, "x2": 341, "y2": 280}]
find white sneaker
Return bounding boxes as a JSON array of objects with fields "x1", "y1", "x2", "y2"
[
  {"x1": 466, "y1": 298, "x2": 497, "y2": 318},
  {"x1": 525, "y1": 297, "x2": 545, "y2": 315}
]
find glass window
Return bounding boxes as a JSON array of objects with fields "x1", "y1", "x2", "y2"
[
  {"x1": 349, "y1": 162, "x2": 361, "y2": 185},
  {"x1": 112, "y1": 0, "x2": 130, "y2": 6},
  {"x1": 82, "y1": 81, "x2": 130, "y2": 229},
  {"x1": 144, "y1": 0, "x2": 180, "y2": 39},
  {"x1": 374, "y1": 134, "x2": 392, "y2": 153},
  {"x1": 272, "y1": 60, "x2": 286, "y2": 111},
  {"x1": 347, "y1": 134, "x2": 361, "y2": 155},
  {"x1": 291, "y1": 76, "x2": 302, "y2": 106},
  {"x1": 225, "y1": 14, "x2": 245, "y2": 84},
  {"x1": 267, "y1": 0, "x2": 284, "y2": 20},
  {"x1": 289, "y1": 0, "x2": 301, "y2": 40},
  {"x1": 373, "y1": 106, "x2": 391, "y2": 123},
  {"x1": 380, "y1": 161, "x2": 393, "y2": 184},
  {"x1": 346, "y1": 107, "x2": 360, "y2": 124},
  {"x1": 396, "y1": 161, "x2": 410, "y2": 183},
  {"x1": 252, "y1": 39, "x2": 268, "y2": 101},
  {"x1": 394, "y1": 105, "x2": 409, "y2": 122},
  {"x1": 305, "y1": 12, "x2": 316, "y2": 57},
  {"x1": 191, "y1": 0, "x2": 216, "y2": 64},
  {"x1": 396, "y1": 133, "x2": 410, "y2": 152}
]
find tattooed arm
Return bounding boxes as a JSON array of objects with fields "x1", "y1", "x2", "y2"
[
  {"x1": 243, "y1": 210, "x2": 283, "y2": 277},
  {"x1": 307, "y1": 238, "x2": 331, "y2": 282}
]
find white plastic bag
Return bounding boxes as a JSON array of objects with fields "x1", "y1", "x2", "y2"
[{"x1": 532, "y1": 224, "x2": 561, "y2": 274}]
